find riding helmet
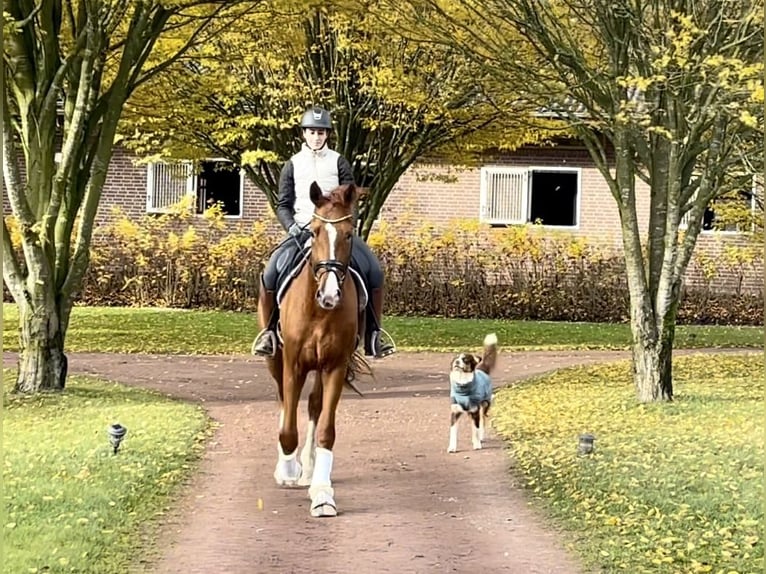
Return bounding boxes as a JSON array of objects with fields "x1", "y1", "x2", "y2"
[{"x1": 300, "y1": 106, "x2": 333, "y2": 130}]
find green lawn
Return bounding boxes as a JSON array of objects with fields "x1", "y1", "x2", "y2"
[
  {"x1": 492, "y1": 353, "x2": 764, "y2": 573},
  {"x1": 2, "y1": 304, "x2": 762, "y2": 354},
  {"x1": 4, "y1": 305, "x2": 763, "y2": 573},
  {"x1": 3, "y1": 373, "x2": 211, "y2": 574}
]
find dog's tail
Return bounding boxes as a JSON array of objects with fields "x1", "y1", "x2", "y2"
[{"x1": 477, "y1": 333, "x2": 498, "y2": 375}]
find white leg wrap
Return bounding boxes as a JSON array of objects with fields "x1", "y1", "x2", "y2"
[
  {"x1": 309, "y1": 447, "x2": 333, "y2": 489},
  {"x1": 448, "y1": 425, "x2": 458, "y2": 453},
  {"x1": 309, "y1": 448, "x2": 337, "y2": 517},
  {"x1": 274, "y1": 443, "x2": 302, "y2": 485},
  {"x1": 479, "y1": 415, "x2": 486, "y2": 442},
  {"x1": 299, "y1": 421, "x2": 317, "y2": 486}
]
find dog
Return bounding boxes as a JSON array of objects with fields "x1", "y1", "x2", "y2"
[{"x1": 447, "y1": 333, "x2": 498, "y2": 453}]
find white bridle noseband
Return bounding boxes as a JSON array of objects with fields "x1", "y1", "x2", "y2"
[{"x1": 312, "y1": 213, "x2": 354, "y2": 225}]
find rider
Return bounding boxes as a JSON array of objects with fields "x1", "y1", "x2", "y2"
[{"x1": 251, "y1": 105, "x2": 396, "y2": 359}]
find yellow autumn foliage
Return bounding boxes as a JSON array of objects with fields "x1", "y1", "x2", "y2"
[
  {"x1": 492, "y1": 353, "x2": 764, "y2": 573},
  {"x1": 3, "y1": 209, "x2": 761, "y2": 324}
]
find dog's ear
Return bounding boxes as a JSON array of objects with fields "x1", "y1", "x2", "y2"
[{"x1": 473, "y1": 354, "x2": 483, "y2": 365}]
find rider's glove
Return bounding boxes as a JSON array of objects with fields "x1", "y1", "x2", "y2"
[{"x1": 288, "y1": 223, "x2": 311, "y2": 244}]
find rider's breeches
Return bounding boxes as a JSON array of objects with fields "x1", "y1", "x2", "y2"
[{"x1": 351, "y1": 236, "x2": 383, "y2": 290}]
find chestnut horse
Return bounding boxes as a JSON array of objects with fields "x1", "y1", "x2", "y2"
[{"x1": 259, "y1": 181, "x2": 366, "y2": 518}]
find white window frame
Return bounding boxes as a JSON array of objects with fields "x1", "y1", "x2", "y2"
[
  {"x1": 146, "y1": 158, "x2": 244, "y2": 218},
  {"x1": 680, "y1": 176, "x2": 759, "y2": 234},
  {"x1": 480, "y1": 165, "x2": 581, "y2": 228}
]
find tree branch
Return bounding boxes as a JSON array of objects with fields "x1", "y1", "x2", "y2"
[
  {"x1": 2, "y1": 216, "x2": 27, "y2": 303},
  {"x1": 2, "y1": 86, "x2": 35, "y2": 225}
]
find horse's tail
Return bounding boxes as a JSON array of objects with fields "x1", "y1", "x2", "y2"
[{"x1": 345, "y1": 350, "x2": 374, "y2": 396}]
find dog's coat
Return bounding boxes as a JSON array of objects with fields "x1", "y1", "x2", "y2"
[
  {"x1": 450, "y1": 368, "x2": 492, "y2": 411},
  {"x1": 448, "y1": 333, "x2": 498, "y2": 453}
]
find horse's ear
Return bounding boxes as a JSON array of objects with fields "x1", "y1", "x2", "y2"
[
  {"x1": 343, "y1": 183, "x2": 360, "y2": 205},
  {"x1": 310, "y1": 182, "x2": 326, "y2": 207}
]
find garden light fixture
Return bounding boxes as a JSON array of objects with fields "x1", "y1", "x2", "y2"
[
  {"x1": 107, "y1": 423, "x2": 128, "y2": 454},
  {"x1": 578, "y1": 433, "x2": 595, "y2": 455}
]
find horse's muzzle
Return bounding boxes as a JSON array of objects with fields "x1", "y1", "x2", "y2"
[
  {"x1": 316, "y1": 289, "x2": 341, "y2": 310},
  {"x1": 314, "y1": 260, "x2": 347, "y2": 310}
]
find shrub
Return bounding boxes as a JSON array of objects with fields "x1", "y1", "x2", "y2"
[
  {"x1": 4, "y1": 209, "x2": 762, "y2": 325},
  {"x1": 81, "y1": 202, "x2": 278, "y2": 310}
]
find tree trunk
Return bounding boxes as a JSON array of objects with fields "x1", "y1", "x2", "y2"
[
  {"x1": 631, "y1": 331, "x2": 674, "y2": 403},
  {"x1": 14, "y1": 300, "x2": 69, "y2": 393},
  {"x1": 628, "y1": 285, "x2": 679, "y2": 403}
]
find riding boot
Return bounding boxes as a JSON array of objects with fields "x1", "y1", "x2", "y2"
[
  {"x1": 252, "y1": 287, "x2": 279, "y2": 357},
  {"x1": 365, "y1": 287, "x2": 396, "y2": 358}
]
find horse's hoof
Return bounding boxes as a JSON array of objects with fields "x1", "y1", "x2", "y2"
[
  {"x1": 297, "y1": 473, "x2": 313, "y2": 487},
  {"x1": 309, "y1": 486, "x2": 337, "y2": 517},
  {"x1": 274, "y1": 460, "x2": 302, "y2": 486},
  {"x1": 273, "y1": 473, "x2": 300, "y2": 487},
  {"x1": 310, "y1": 503, "x2": 338, "y2": 518}
]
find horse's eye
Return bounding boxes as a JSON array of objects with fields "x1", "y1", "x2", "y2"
[{"x1": 346, "y1": 232, "x2": 353, "y2": 241}]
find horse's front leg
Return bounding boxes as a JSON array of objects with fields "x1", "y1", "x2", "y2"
[
  {"x1": 299, "y1": 374, "x2": 323, "y2": 486},
  {"x1": 309, "y1": 366, "x2": 345, "y2": 518},
  {"x1": 274, "y1": 362, "x2": 307, "y2": 487}
]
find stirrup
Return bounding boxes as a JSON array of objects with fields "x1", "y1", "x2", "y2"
[
  {"x1": 251, "y1": 330, "x2": 277, "y2": 357},
  {"x1": 371, "y1": 329, "x2": 396, "y2": 358}
]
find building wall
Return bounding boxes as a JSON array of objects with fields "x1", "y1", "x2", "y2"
[
  {"x1": 380, "y1": 146, "x2": 629, "y2": 246},
  {"x1": 380, "y1": 148, "x2": 759, "y2": 293},
  {"x1": 96, "y1": 148, "x2": 274, "y2": 228},
  {"x1": 6, "y1": 144, "x2": 762, "y2": 294}
]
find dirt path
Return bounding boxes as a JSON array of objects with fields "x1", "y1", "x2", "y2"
[
  {"x1": 31, "y1": 350, "x2": 642, "y2": 574},
  {"x1": 9, "y1": 348, "x2": 721, "y2": 573}
]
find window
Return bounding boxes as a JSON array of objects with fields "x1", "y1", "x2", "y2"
[
  {"x1": 681, "y1": 177, "x2": 759, "y2": 233},
  {"x1": 146, "y1": 161, "x2": 195, "y2": 213},
  {"x1": 195, "y1": 161, "x2": 242, "y2": 217},
  {"x1": 146, "y1": 159, "x2": 243, "y2": 217},
  {"x1": 480, "y1": 166, "x2": 580, "y2": 227},
  {"x1": 701, "y1": 192, "x2": 754, "y2": 232}
]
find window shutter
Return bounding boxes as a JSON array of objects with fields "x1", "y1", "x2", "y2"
[
  {"x1": 480, "y1": 167, "x2": 528, "y2": 224},
  {"x1": 146, "y1": 162, "x2": 195, "y2": 213}
]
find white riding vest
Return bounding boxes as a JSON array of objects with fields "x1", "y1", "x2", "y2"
[{"x1": 292, "y1": 144, "x2": 341, "y2": 226}]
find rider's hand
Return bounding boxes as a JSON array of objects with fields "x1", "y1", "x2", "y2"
[{"x1": 288, "y1": 223, "x2": 311, "y2": 244}]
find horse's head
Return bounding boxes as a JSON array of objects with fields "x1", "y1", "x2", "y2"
[{"x1": 308, "y1": 181, "x2": 359, "y2": 310}]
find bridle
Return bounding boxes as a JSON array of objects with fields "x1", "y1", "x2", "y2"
[{"x1": 310, "y1": 212, "x2": 354, "y2": 285}]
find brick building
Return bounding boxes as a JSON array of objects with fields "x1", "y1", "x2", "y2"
[
  {"x1": 6, "y1": 141, "x2": 761, "y2": 294},
  {"x1": 90, "y1": 141, "x2": 762, "y2": 294}
]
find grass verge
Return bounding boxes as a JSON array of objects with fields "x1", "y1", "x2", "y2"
[
  {"x1": 3, "y1": 372, "x2": 211, "y2": 573},
  {"x1": 2, "y1": 305, "x2": 762, "y2": 354},
  {"x1": 492, "y1": 353, "x2": 764, "y2": 573}
]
